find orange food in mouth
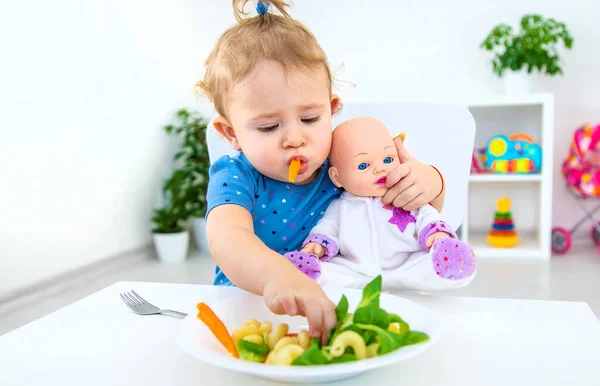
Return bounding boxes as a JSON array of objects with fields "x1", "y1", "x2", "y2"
[{"x1": 289, "y1": 159, "x2": 302, "y2": 182}]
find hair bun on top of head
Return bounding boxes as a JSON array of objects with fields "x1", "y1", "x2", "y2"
[{"x1": 233, "y1": 0, "x2": 291, "y2": 21}]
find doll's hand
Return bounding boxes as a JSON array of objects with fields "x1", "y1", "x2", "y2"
[
  {"x1": 426, "y1": 231, "x2": 451, "y2": 247},
  {"x1": 381, "y1": 137, "x2": 443, "y2": 211},
  {"x1": 301, "y1": 242, "x2": 325, "y2": 258}
]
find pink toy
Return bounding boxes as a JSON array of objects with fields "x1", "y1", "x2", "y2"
[{"x1": 552, "y1": 123, "x2": 600, "y2": 255}]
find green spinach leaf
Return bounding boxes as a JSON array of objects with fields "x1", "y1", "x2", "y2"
[
  {"x1": 354, "y1": 306, "x2": 390, "y2": 329},
  {"x1": 335, "y1": 295, "x2": 349, "y2": 321},
  {"x1": 329, "y1": 353, "x2": 357, "y2": 364},
  {"x1": 357, "y1": 275, "x2": 382, "y2": 309},
  {"x1": 292, "y1": 338, "x2": 329, "y2": 366},
  {"x1": 355, "y1": 323, "x2": 400, "y2": 355},
  {"x1": 403, "y1": 331, "x2": 430, "y2": 346},
  {"x1": 237, "y1": 339, "x2": 269, "y2": 363}
]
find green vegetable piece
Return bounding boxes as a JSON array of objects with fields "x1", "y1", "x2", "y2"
[
  {"x1": 329, "y1": 354, "x2": 357, "y2": 364},
  {"x1": 237, "y1": 339, "x2": 269, "y2": 363},
  {"x1": 355, "y1": 323, "x2": 400, "y2": 355},
  {"x1": 357, "y1": 275, "x2": 382, "y2": 309},
  {"x1": 292, "y1": 338, "x2": 329, "y2": 366},
  {"x1": 404, "y1": 331, "x2": 430, "y2": 346},
  {"x1": 354, "y1": 307, "x2": 390, "y2": 329},
  {"x1": 335, "y1": 295, "x2": 349, "y2": 321}
]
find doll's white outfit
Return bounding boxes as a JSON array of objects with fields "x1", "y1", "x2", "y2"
[{"x1": 284, "y1": 191, "x2": 477, "y2": 291}]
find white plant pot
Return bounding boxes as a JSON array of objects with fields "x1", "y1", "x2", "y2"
[
  {"x1": 152, "y1": 231, "x2": 189, "y2": 263},
  {"x1": 502, "y1": 70, "x2": 533, "y2": 94},
  {"x1": 192, "y1": 217, "x2": 210, "y2": 253}
]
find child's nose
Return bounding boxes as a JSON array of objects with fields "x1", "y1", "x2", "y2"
[{"x1": 282, "y1": 129, "x2": 307, "y2": 148}]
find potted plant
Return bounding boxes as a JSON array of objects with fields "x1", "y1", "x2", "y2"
[
  {"x1": 151, "y1": 204, "x2": 190, "y2": 264},
  {"x1": 480, "y1": 14, "x2": 574, "y2": 93},
  {"x1": 163, "y1": 108, "x2": 211, "y2": 253}
]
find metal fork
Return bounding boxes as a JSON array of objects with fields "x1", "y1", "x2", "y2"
[{"x1": 119, "y1": 290, "x2": 188, "y2": 319}]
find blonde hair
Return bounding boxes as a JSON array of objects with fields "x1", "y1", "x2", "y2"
[{"x1": 196, "y1": 0, "x2": 335, "y2": 118}]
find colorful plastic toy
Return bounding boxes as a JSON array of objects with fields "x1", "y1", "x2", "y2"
[
  {"x1": 552, "y1": 123, "x2": 600, "y2": 255},
  {"x1": 485, "y1": 134, "x2": 542, "y2": 174},
  {"x1": 487, "y1": 197, "x2": 519, "y2": 248}
]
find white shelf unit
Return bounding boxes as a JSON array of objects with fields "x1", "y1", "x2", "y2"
[{"x1": 458, "y1": 93, "x2": 554, "y2": 260}]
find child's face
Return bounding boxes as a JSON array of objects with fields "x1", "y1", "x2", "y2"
[
  {"x1": 215, "y1": 60, "x2": 339, "y2": 185},
  {"x1": 329, "y1": 116, "x2": 400, "y2": 197}
]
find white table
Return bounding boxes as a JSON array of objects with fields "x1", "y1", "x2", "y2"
[{"x1": 1, "y1": 281, "x2": 599, "y2": 386}]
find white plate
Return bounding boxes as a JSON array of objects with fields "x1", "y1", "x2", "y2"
[{"x1": 176, "y1": 287, "x2": 440, "y2": 383}]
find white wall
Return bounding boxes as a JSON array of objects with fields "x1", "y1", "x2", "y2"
[
  {"x1": 0, "y1": 0, "x2": 216, "y2": 296},
  {"x1": 198, "y1": 0, "x2": 600, "y2": 237},
  {"x1": 1, "y1": 0, "x2": 598, "y2": 295}
]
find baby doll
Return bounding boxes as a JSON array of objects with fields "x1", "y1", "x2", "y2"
[{"x1": 283, "y1": 116, "x2": 477, "y2": 291}]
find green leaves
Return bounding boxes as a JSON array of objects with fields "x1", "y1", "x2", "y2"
[
  {"x1": 480, "y1": 13, "x2": 574, "y2": 77},
  {"x1": 237, "y1": 339, "x2": 269, "y2": 363},
  {"x1": 153, "y1": 108, "x2": 210, "y2": 232},
  {"x1": 354, "y1": 307, "x2": 390, "y2": 330},
  {"x1": 357, "y1": 275, "x2": 382, "y2": 309},
  {"x1": 355, "y1": 324, "x2": 404, "y2": 355},
  {"x1": 335, "y1": 295, "x2": 349, "y2": 321},
  {"x1": 292, "y1": 339, "x2": 329, "y2": 366}
]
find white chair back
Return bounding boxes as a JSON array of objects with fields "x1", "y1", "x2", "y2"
[{"x1": 206, "y1": 103, "x2": 476, "y2": 230}]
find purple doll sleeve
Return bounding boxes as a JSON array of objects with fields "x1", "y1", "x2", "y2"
[
  {"x1": 302, "y1": 234, "x2": 339, "y2": 262},
  {"x1": 418, "y1": 221, "x2": 457, "y2": 250}
]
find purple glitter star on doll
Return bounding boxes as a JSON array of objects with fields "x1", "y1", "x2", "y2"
[{"x1": 383, "y1": 204, "x2": 416, "y2": 232}]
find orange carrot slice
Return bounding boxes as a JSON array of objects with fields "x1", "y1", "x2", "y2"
[
  {"x1": 289, "y1": 159, "x2": 302, "y2": 182},
  {"x1": 196, "y1": 302, "x2": 238, "y2": 358}
]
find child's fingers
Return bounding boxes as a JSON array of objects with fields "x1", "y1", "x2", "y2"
[
  {"x1": 382, "y1": 173, "x2": 414, "y2": 205},
  {"x1": 393, "y1": 135, "x2": 413, "y2": 163},
  {"x1": 402, "y1": 193, "x2": 427, "y2": 211},
  {"x1": 392, "y1": 185, "x2": 422, "y2": 209},
  {"x1": 321, "y1": 299, "x2": 338, "y2": 343},
  {"x1": 298, "y1": 297, "x2": 324, "y2": 338},
  {"x1": 280, "y1": 293, "x2": 298, "y2": 316},
  {"x1": 266, "y1": 289, "x2": 297, "y2": 316}
]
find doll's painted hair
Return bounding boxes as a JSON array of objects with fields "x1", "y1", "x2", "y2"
[{"x1": 195, "y1": 0, "x2": 335, "y2": 118}]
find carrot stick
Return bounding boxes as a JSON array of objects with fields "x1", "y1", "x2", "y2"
[
  {"x1": 289, "y1": 159, "x2": 301, "y2": 182},
  {"x1": 196, "y1": 302, "x2": 238, "y2": 358}
]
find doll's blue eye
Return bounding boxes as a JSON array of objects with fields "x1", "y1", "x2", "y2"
[
  {"x1": 383, "y1": 157, "x2": 393, "y2": 164},
  {"x1": 358, "y1": 162, "x2": 369, "y2": 170}
]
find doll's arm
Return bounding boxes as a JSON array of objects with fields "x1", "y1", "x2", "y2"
[
  {"x1": 301, "y1": 199, "x2": 341, "y2": 261},
  {"x1": 415, "y1": 204, "x2": 457, "y2": 250}
]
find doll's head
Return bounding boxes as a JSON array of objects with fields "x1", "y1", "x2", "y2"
[
  {"x1": 328, "y1": 116, "x2": 400, "y2": 197},
  {"x1": 195, "y1": 1, "x2": 340, "y2": 185}
]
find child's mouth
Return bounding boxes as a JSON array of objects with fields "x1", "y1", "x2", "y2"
[{"x1": 376, "y1": 176, "x2": 387, "y2": 185}]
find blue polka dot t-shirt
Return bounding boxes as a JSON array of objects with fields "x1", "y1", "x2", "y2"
[{"x1": 206, "y1": 153, "x2": 342, "y2": 286}]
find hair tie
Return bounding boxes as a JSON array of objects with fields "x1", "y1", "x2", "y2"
[{"x1": 256, "y1": 1, "x2": 269, "y2": 15}]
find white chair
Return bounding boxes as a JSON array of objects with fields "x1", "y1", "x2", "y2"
[{"x1": 206, "y1": 103, "x2": 476, "y2": 230}]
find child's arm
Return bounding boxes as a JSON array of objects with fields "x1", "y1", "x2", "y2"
[
  {"x1": 301, "y1": 199, "x2": 341, "y2": 260},
  {"x1": 205, "y1": 156, "x2": 337, "y2": 342},
  {"x1": 207, "y1": 206, "x2": 336, "y2": 343}
]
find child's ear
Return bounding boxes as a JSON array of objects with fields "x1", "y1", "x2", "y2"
[
  {"x1": 330, "y1": 94, "x2": 342, "y2": 115},
  {"x1": 329, "y1": 166, "x2": 343, "y2": 188},
  {"x1": 213, "y1": 115, "x2": 241, "y2": 150}
]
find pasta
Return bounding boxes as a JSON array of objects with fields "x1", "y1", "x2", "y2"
[{"x1": 196, "y1": 275, "x2": 430, "y2": 366}]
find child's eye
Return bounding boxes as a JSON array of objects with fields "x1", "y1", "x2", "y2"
[
  {"x1": 257, "y1": 124, "x2": 279, "y2": 132},
  {"x1": 301, "y1": 116, "x2": 319, "y2": 124},
  {"x1": 358, "y1": 162, "x2": 369, "y2": 170},
  {"x1": 383, "y1": 156, "x2": 393, "y2": 164}
]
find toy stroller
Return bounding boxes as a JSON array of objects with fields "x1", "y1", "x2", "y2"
[{"x1": 552, "y1": 123, "x2": 600, "y2": 254}]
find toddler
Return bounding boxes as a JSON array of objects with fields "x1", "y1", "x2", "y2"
[{"x1": 199, "y1": 0, "x2": 446, "y2": 342}]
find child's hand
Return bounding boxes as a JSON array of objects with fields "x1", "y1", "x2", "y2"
[
  {"x1": 426, "y1": 231, "x2": 451, "y2": 247},
  {"x1": 301, "y1": 242, "x2": 325, "y2": 258},
  {"x1": 382, "y1": 137, "x2": 443, "y2": 211},
  {"x1": 262, "y1": 275, "x2": 337, "y2": 345}
]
